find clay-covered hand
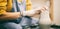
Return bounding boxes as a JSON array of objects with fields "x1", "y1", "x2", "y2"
[
  {"x1": 22, "y1": 6, "x2": 48, "y2": 17},
  {"x1": 35, "y1": 6, "x2": 48, "y2": 14},
  {"x1": 40, "y1": 6, "x2": 48, "y2": 12}
]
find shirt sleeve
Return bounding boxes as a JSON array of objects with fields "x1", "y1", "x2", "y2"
[
  {"x1": 26, "y1": 0, "x2": 32, "y2": 11},
  {"x1": 0, "y1": 0, "x2": 7, "y2": 15},
  {"x1": 7, "y1": 0, "x2": 12, "y2": 12}
]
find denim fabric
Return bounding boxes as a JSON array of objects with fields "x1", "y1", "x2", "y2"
[
  {"x1": 0, "y1": 22, "x2": 22, "y2": 29},
  {"x1": 20, "y1": 16, "x2": 32, "y2": 26},
  {"x1": 20, "y1": 16, "x2": 40, "y2": 29}
]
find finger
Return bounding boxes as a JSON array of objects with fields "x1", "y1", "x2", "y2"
[
  {"x1": 43, "y1": 6, "x2": 48, "y2": 10},
  {"x1": 40, "y1": 8, "x2": 46, "y2": 12},
  {"x1": 41, "y1": 6, "x2": 48, "y2": 11}
]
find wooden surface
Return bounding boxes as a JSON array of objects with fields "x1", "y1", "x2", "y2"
[{"x1": 50, "y1": 0, "x2": 54, "y2": 21}]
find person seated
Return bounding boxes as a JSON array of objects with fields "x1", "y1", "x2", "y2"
[{"x1": 0, "y1": 0, "x2": 47, "y2": 29}]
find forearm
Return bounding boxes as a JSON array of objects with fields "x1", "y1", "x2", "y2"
[
  {"x1": 23, "y1": 6, "x2": 42, "y2": 17},
  {"x1": 23, "y1": 6, "x2": 48, "y2": 17},
  {"x1": 0, "y1": 10, "x2": 38, "y2": 20},
  {"x1": 23, "y1": 9, "x2": 41, "y2": 17},
  {"x1": 0, "y1": 6, "x2": 47, "y2": 20},
  {"x1": 0, "y1": 12, "x2": 21, "y2": 21}
]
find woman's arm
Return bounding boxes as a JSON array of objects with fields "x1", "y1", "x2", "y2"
[
  {"x1": 0, "y1": 12, "x2": 21, "y2": 21},
  {"x1": 23, "y1": 9, "x2": 41, "y2": 17},
  {"x1": 0, "y1": 6, "x2": 47, "y2": 21},
  {"x1": 0, "y1": 9, "x2": 41, "y2": 21},
  {"x1": 7, "y1": 0, "x2": 12, "y2": 11},
  {"x1": 23, "y1": 6, "x2": 47, "y2": 17}
]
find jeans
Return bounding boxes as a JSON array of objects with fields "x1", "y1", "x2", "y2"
[
  {"x1": 20, "y1": 17, "x2": 39, "y2": 29},
  {"x1": 0, "y1": 17, "x2": 39, "y2": 29},
  {"x1": 20, "y1": 16, "x2": 32, "y2": 26},
  {"x1": 0, "y1": 22, "x2": 22, "y2": 29}
]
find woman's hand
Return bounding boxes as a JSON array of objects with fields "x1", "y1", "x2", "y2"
[
  {"x1": 35, "y1": 6, "x2": 48, "y2": 14},
  {"x1": 40, "y1": 6, "x2": 48, "y2": 12}
]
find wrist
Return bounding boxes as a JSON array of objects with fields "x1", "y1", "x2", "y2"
[{"x1": 22, "y1": 11, "x2": 27, "y2": 16}]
